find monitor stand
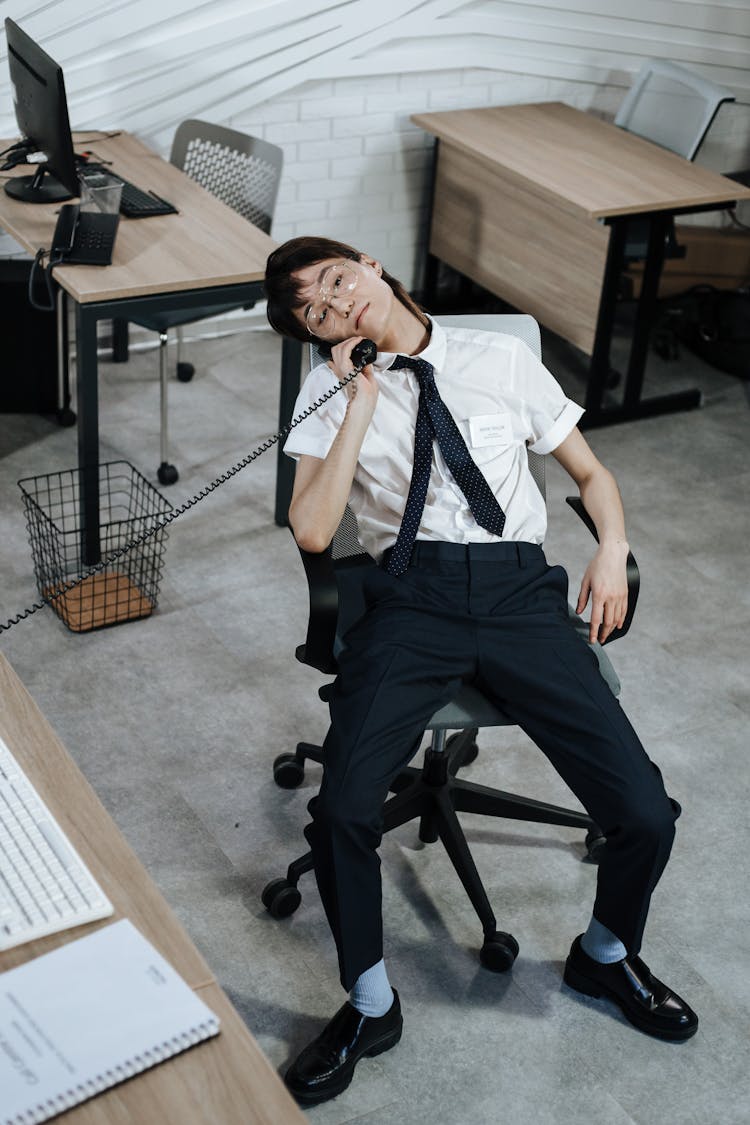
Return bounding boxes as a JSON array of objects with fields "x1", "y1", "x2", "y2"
[{"x1": 4, "y1": 164, "x2": 73, "y2": 203}]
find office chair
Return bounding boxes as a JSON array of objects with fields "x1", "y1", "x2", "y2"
[
  {"x1": 129, "y1": 121, "x2": 283, "y2": 484},
  {"x1": 262, "y1": 314, "x2": 641, "y2": 971},
  {"x1": 615, "y1": 59, "x2": 735, "y2": 263}
]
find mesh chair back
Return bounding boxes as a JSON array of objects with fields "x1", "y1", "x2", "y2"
[
  {"x1": 614, "y1": 59, "x2": 734, "y2": 161},
  {"x1": 170, "y1": 119, "x2": 283, "y2": 232}
]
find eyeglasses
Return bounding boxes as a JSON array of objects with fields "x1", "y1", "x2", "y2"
[{"x1": 305, "y1": 261, "x2": 358, "y2": 340}]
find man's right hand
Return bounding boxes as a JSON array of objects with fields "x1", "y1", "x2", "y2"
[{"x1": 328, "y1": 337, "x2": 379, "y2": 413}]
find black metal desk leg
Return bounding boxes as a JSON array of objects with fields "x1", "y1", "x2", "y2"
[
  {"x1": 421, "y1": 140, "x2": 441, "y2": 308},
  {"x1": 112, "y1": 319, "x2": 129, "y2": 363},
  {"x1": 584, "y1": 218, "x2": 628, "y2": 420},
  {"x1": 75, "y1": 304, "x2": 101, "y2": 566},
  {"x1": 584, "y1": 213, "x2": 703, "y2": 427},
  {"x1": 623, "y1": 213, "x2": 669, "y2": 411},
  {"x1": 620, "y1": 212, "x2": 701, "y2": 420},
  {"x1": 275, "y1": 336, "x2": 302, "y2": 527},
  {"x1": 55, "y1": 289, "x2": 74, "y2": 425}
]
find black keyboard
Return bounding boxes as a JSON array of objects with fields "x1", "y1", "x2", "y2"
[
  {"x1": 117, "y1": 179, "x2": 178, "y2": 217},
  {"x1": 81, "y1": 166, "x2": 178, "y2": 218}
]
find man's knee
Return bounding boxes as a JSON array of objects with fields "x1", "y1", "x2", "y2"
[
  {"x1": 615, "y1": 781, "x2": 679, "y2": 853},
  {"x1": 308, "y1": 783, "x2": 383, "y2": 846}
]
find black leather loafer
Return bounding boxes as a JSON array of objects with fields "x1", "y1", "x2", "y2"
[
  {"x1": 285, "y1": 990, "x2": 402, "y2": 1106},
  {"x1": 564, "y1": 936, "x2": 698, "y2": 1041}
]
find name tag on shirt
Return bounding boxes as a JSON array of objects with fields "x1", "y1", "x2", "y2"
[{"x1": 468, "y1": 413, "x2": 513, "y2": 448}]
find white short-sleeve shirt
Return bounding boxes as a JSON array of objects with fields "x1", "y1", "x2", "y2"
[{"x1": 283, "y1": 319, "x2": 584, "y2": 562}]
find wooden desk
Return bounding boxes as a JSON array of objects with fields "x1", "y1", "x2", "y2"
[
  {"x1": 412, "y1": 102, "x2": 750, "y2": 425},
  {"x1": 0, "y1": 653, "x2": 305, "y2": 1124},
  {"x1": 0, "y1": 132, "x2": 301, "y2": 550}
]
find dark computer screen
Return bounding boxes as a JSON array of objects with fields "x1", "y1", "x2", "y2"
[{"x1": 4, "y1": 17, "x2": 79, "y2": 203}]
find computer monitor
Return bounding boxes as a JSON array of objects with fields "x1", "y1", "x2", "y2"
[{"x1": 4, "y1": 18, "x2": 79, "y2": 203}]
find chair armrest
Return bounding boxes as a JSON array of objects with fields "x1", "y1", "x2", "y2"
[
  {"x1": 295, "y1": 539, "x2": 339, "y2": 674},
  {"x1": 565, "y1": 496, "x2": 640, "y2": 645}
]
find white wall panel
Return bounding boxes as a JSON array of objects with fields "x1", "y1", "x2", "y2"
[{"x1": 0, "y1": 1, "x2": 747, "y2": 279}]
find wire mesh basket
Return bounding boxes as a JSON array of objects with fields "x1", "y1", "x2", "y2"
[{"x1": 18, "y1": 461, "x2": 172, "y2": 633}]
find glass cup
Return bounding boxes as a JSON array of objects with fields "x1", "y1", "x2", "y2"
[{"x1": 78, "y1": 171, "x2": 123, "y2": 214}]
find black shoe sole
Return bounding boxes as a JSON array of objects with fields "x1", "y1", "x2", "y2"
[
  {"x1": 288, "y1": 1022, "x2": 403, "y2": 1107},
  {"x1": 563, "y1": 962, "x2": 698, "y2": 1042}
]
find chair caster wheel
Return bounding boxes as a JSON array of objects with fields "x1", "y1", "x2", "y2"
[
  {"x1": 460, "y1": 741, "x2": 478, "y2": 766},
  {"x1": 56, "y1": 407, "x2": 76, "y2": 427},
  {"x1": 157, "y1": 462, "x2": 179, "y2": 486},
  {"x1": 262, "y1": 878, "x2": 301, "y2": 918},
  {"x1": 480, "y1": 931, "x2": 519, "y2": 972},
  {"x1": 176, "y1": 362, "x2": 195, "y2": 382},
  {"x1": 446, "y1": 730, "x2": 478, "y2": 767},
  {"x1": 584, "y1": 828, "x2": 607, "y2": 864},
  {"x1": 273, "y1": 753, "x2": 305, "y2": 788}
]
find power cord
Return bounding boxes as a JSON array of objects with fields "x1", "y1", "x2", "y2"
[
  {"x1": 0, "y1": 343, "x2": 376, "y2": 635},
  {"x1": 28, "y1": 247, "x2": 64, "y2": 312}
]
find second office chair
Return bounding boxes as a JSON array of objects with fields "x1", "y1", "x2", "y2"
[{"x1": 129, "y1": 120, "x2": 283, "y2": 484}]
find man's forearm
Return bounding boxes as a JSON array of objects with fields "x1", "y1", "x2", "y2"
[
  {"x1": 289, "y1": 400, "x2": 371, "y2": 552},
  {"x1": 579, "y1": 466, "x2": 629, "y2": 551}
]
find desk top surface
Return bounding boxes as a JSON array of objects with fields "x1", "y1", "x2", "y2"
[
  {"x1": 0, "y1": 653, "x2": 305, "y2": 1123},
  {"x1": 412, "y1": 102, "x2": 750, "y2": 219},
  {"x1": 0, "y1": 131, "x2": 276, "y2": 304}
]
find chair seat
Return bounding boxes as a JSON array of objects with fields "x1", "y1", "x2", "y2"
[
  {"x1": 429, "y1": 682, "x2": 509, "y2": 730},
  {"x1": 428, "y1": 609, "x2": 620, "y2": 731},
  {"x1": 130, "y1": 301, "x2": 250, "y2": 334}
]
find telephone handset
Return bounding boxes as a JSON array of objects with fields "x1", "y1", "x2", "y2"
[
  {"x1": 315, "y1": 338, "x2": 377, "y2": 367},
  {"x1": 1, "y1": 339, "x2": 379, "y2": 633},
  {"x1": 347, "y1": 339, "x2": 377, "y2": 369},
  {"x1": 50, "y1": 204, "x2": 119, "y2": 266}
]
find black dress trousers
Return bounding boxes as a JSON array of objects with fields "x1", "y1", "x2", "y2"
[{"x1": 304, "y1": 542, "x2": 679, "y2": 992}]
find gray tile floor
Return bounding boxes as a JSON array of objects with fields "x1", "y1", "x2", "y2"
[{"x1": 1, "y1": 319, "x2": 748, "y2": 1124}]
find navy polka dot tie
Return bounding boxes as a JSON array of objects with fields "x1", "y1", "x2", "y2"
[{"x1": 385, "y1": 355, "x2": 506, "y2": 575}]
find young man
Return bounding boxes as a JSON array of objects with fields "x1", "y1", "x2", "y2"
[{"x1": 264, "y1": 236, "x2": 697, "y2": 1107}]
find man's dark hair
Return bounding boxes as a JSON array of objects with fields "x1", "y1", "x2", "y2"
[{"x1": 263, "y1": 235, "x2": 429, "y2": 346}]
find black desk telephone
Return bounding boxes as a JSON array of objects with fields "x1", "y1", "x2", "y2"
[
  {"x1": 28, "y1": 204, "x2": 121, "y2": 311},
  {"x1": 51, "y1": 203, "x2": 120, "y2": 266}
]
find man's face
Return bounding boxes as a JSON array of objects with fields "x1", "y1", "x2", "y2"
[{"x1": 292, "y1": 256, "x2": 392, "y2": 345}]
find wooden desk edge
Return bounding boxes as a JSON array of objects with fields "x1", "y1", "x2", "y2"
[{"x1": 411, "y1": 105, "x2": 750, "y2": 219}]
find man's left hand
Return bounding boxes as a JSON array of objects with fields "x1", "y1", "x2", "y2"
[{"x1": 577, "y1": 540, "x2": 629, "y2": 644}]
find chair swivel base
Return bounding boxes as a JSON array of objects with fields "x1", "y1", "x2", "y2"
[{"x1": 263, "y1": 731, "x2": 605, "y2": 971}]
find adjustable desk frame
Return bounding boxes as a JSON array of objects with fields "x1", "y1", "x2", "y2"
[{"x1": 581, "y1": 200, "x2": 739, "y2": 427}]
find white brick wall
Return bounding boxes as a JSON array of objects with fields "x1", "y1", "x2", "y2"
[
  {"x1": 232, "y1": 63, "x2": 749, "y2": 291},
  {"x1": 2, "y1": 4, "x2": 746, "y2": 280}
]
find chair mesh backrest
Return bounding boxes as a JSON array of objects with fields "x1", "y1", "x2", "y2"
[
  {"x1": 614, "y1": 59, "x2": 734, "y2": 161},
  {"x1": 170, "y1": 120, "x2": 283, "y2": 233},
  {"x1": 331, "y1": 505, "x2": 368, "y2": 561}
]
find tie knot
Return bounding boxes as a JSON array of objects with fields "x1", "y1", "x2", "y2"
[{"x1": 395, "y1": 354, "x2": 435, "y2": 391}]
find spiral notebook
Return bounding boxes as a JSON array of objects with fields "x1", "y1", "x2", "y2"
[{"x1": 0, "y1": 919, "x2": 220, "y2": 1125}]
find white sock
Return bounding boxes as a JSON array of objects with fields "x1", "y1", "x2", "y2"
[
  {"x1": 349, "y1": 959, "x2": 394, "y2": 1018},
  {"x1": 580, "y1": 916, "x2": 627, "y2": 964}
]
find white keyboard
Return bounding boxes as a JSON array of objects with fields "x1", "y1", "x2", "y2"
[{"x1": 0, "y1": 735, "x2": 113, "y2": 951}]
